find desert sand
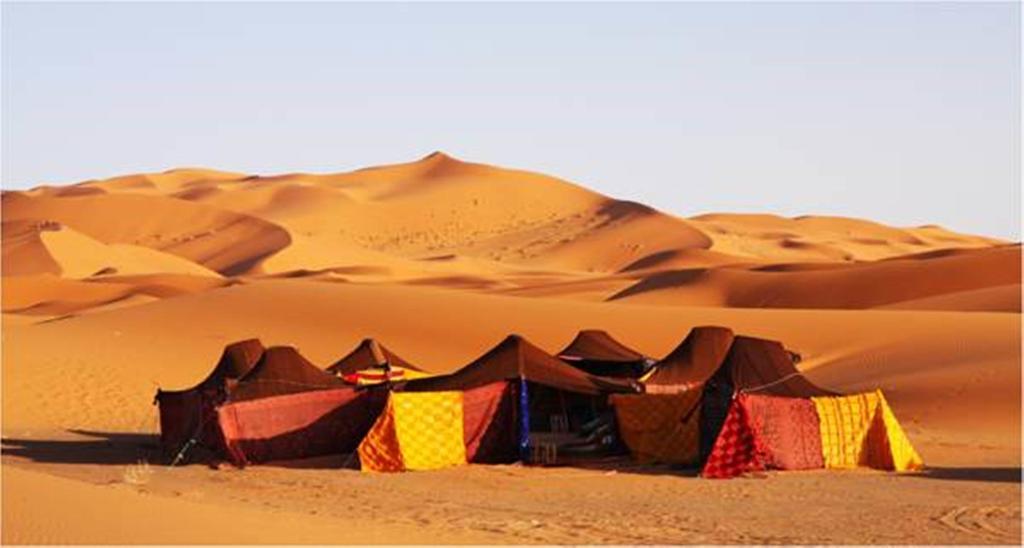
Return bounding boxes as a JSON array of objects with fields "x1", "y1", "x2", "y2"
[{"x1": 2, "y1": 153, "x2": 1020, "y2": 544}]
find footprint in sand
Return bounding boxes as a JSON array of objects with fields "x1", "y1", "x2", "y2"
[{"x1": 934, "y1": 505, "x2": 1022, "y2": 542}]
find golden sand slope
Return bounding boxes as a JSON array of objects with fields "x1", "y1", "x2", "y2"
[{"x1": 610, "y1": 245, "x2": 1021, "y2": 310}]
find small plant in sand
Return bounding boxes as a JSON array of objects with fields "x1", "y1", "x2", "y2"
[{"x1": 122, "y1": 459, "x2": 153, "y2": 486}]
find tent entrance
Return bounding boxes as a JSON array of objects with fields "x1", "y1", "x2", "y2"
[
  {"x1": 523, "y1": 382, "x2": 625, "y2": 464},
  {"x1": 699, "y1": 379, "x2": 734, "y2": 464}
]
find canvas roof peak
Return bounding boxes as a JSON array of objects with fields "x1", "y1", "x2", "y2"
[
  {"x1": 230, "y1": 345, "x2": 348, "y2": 402},
  {"x1": 162, "y1": 338, "x2": 265, "y2": 393},
  {"x1": 327, "y1": 338, "x2": 421, "y2": 376},
  {"x1": 643, "y1": 327, "x2": 835, "y2": 397},
  {"x1": 404, "y1": 334, "x2": 638, "y2": 395},
  {"x1": 558, "y1": 329, "x2": 647, "y2": 363}
]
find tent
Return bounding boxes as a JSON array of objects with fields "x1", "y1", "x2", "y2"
[
  {"x1": 403, "y1": 334, "x2": 638, "y2": 431},
  {"x1": 616, "y1": 328, "x2": 921, "y2": 476},
  {"x1": 358, "y1": 382, "x2": 517, "y2": 472},
  {"x1": 402, "y1": 335, "x2": 638, "y2": 460},
  {"x1": 158, "y1": 343, "x2": 380, "y2": 465},
  {"x1": 218, "y1": 385, "x2": 388, "y2": 467},
  {"x1": 210, "y1": 345, "x2": 388, "y2": 465},
  {"x1": 702, "y1": 390, "x2": 923, "y2": 478},
  {"x1": 326, "y1": 338, "x2": 422, "y2": 376},
  {"x1": 154, "y1": 338, "x2": 265, "y2": 455},
  {"x1": 637, "y1": 327, "x2": 836, "y2": 462},
  {"x1": 558, "y1": 329, "x2": 651, "y2": 378},
  {"x1": 642, "y1": 327, "x2": 828, "y2": 397}
]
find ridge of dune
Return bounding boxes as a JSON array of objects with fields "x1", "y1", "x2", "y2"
[
  {"x1": 609, "y1": 244, "x2": 1021, "y2": 310},
  {"x1": 2, "y1": 192, "x2": 291, "y2": 276},
  {"x1": 2, "y1": 220, "x2": 221, "y2": 278},
  {"x1": 618, "y1": 247, "x2": 755, "y2": 273},
  {"x1": 876, "y1": 284, "x2": 1021, "y2": 313},
  {"x1": 688, "y1": 213, "x2": 1005, "y2": 263},
  {"x1": 1, "y1": 273, "x2": 232, "y2": 318}
]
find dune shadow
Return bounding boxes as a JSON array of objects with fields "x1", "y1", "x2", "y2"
[
  {"x1": 1, "y1": 430, "x2": 161, "y2": 465},
  {"x1": 910, "y1": 466, "x2": 1021, "y2": 484}
]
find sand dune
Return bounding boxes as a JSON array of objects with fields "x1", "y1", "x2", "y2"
[
  {"x1": 689, "y1": 213, "x2": 1002, "y2": 262},
  {"x1": 878, "y1": 284, "x2": 1021, "y2": 313},
  {"x1": 2, "y1": 273, "x2": 231, "y2": 318},
  {"x1": 5, "y1": 153, "x2": 1011, "y2": 299},
  {"x1": 2, "y1": 192, "x2": 291, "y2": 275},
  {"x1": 2, "y1": 153, "x2": 1019, "y2": 543},
  {"x1": 610, "y1": 244, "x2": 1021, "y2": 310},
  {"x1": 2, "y1": 220, "x2": 221, "y2": 279}
]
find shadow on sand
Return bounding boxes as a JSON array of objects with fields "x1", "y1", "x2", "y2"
[
  {"x1": 909, "y1": 466, "x2": 1021, "y2": 484},
  {"x1": 1, "y1": 430, "x2": 162, "y2": 465},
  {"x1": 5, "y1": 432, "x2": 1017, "y2": 484}
]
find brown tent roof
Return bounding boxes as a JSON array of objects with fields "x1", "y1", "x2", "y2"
[
  {"x1": 403, "y1": 335, "x2": 639, "y2": 395},
  {"x1": 160, "y1": 338, "x2": 265, "y2": 394},
  {"x1": 558, "y1": 329, "x2": 646, "y2": 363},
  {"x1": 326, "y1": 338, "x2": 421, "y2": 376},
  {"x1": 644, "y1": 326, "x2": 735, "y2": 391},
  {"x1": 721, "y1": 336, "x2": 837, "y2": 397},
  {"x1": 644, "y1": 328, "x2": 835, "y2": 397},
  {"x1": 206, "y1": 338, "x2": 265, "y2": 383},
  {"x1": 229, "y1": 346, "x2": 348, "y2": 402}
]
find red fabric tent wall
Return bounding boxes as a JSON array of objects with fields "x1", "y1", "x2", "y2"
[
  {"x1": 701, "y1": 393, "x2": 824, "y2": 478},
  {"x1": 217, "y1": 386, "x2": 388, "y2": 466},
  {"x1": 462, "y1": 382, "x2": 518, "y2": 463}
]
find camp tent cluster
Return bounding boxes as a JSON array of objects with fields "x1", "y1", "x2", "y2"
[{"x1": 155, "y1": 327, "x2": 922, "y2": 477}]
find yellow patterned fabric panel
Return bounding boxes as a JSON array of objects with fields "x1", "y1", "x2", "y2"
[
  {"x1": 358, "y1": 397, "x2": 405, "y2": 472},
  {"x1": 813, "y1": 390, "x2": 923, "y2": 472},
  {"x1": 392, "y1": 391, "x2": 467, "y2": 471},
  {"x1": 610, "y1": 391, "x2": 701, "y2": 465},
  {"x1": 814, "y1": 391, "x2": 877, "y2": 469},
  {"x1": 875, "y1": 391, "x2": 924, "y2": 471}
]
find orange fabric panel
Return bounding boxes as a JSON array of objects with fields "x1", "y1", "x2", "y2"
[
  {"x1": 357, "y1": 397, "x2": 404, "y2": 472},
  {"x1": 610, "y1": 391, "x2": 701, "y2": 465}
]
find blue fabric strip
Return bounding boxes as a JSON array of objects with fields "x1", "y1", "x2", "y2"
[{"x1": 518, "y1": 377, "x2": 530, "y2": 462}]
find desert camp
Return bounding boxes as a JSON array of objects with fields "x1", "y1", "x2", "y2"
[
  {"x1": 154, "y1": 328, "x2": 924, "y2": 478},
  {"x1": 4, "y1": 3, "x2": 1019, "y2": 543}
]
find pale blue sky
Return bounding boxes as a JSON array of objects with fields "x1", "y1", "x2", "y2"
[{"x1": 2, "y1": 2, "x2": 1019, "y2": 239}]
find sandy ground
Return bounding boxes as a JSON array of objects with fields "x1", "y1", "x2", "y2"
[{"x1": 2, "y1": 154, "x2": 1020, "y2": 544}]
